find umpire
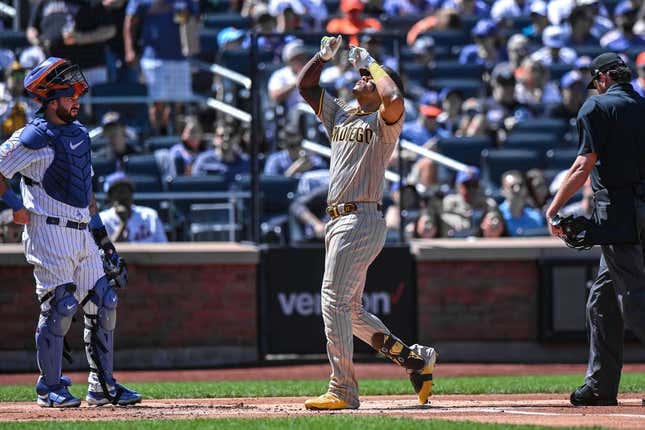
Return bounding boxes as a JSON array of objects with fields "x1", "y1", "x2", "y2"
[{"x1": 547, "y1": 52, "x2": 645, "y2": 406}]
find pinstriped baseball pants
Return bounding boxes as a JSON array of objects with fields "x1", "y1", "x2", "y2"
[
  {"x1": 321, "y1": 203, "x2": 390, "y2": 406},
  {"x1": 24, "y1": 214, "x2": 105, "y2": 315}
]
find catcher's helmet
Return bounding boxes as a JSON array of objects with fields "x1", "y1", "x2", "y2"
[{"x1": 23, "y1": 57, "x2": 88, "y2": 104}]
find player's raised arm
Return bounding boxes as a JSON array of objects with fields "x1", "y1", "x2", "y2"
[
  {"x1": 298, "y1": 35, "x2": 342, "y2": 115},
  {"x1": 348, "y1": 46, "x2": 404, "y2": 124}
]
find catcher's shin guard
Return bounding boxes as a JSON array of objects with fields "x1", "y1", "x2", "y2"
[
  {"x1": 36, "y1": 283, "x2": 78, "y2": 387},
  {"x1": 371, "y1": 333, "x2": 425, "y2": 372},
  {"x1": 83, "y1": 276, "x2": 121, "y2": 404}
]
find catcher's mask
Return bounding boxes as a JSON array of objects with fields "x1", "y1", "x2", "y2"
[{"x1": 24, "y1": 57, "x2": 88, "y2": 105}]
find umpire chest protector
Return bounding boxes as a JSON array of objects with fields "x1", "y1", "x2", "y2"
[{"x1": 20, "y1": 117, "x2": 92, "y2": 208}]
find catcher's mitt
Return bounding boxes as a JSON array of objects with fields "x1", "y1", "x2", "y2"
[
  {"x1": 100, "y1": 249, "x2": 128, "y2": 288},
  {"x1": 550, "y1": 214, "x2": 595, "y2": 250}
]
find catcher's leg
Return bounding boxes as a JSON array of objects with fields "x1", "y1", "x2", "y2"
[
  {"x1": 371, "y1": 333, "x2": 437, "y2": 405},
  {"x1": 35, "y1": 283, "x2": 81, "y2": 408},
  {"x1": 83, "y1": 276, "x2": 141, "y2": 406}
]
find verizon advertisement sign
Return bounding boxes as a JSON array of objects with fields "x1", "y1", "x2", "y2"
[{"x1": 259, "y1": 246, "x2": 416, "y2": 356}]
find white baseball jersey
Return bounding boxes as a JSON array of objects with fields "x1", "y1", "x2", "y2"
[
  {"x1": 318, "y1": 91, "x2": 403, "y2": 205},
  {"x1": 0, "y1": 128, "x2": 103, "y2": 302},
  {"x1": 100, "y1": 205, "x2": 167, "y2": 243},
  {"x1": 316, "y1": 90, "x2": 405, "y2": 406}
]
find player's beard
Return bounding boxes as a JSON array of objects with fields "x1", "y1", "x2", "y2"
[{"x1": 55, "y1": 104, "x2": 78, "y2": 124}]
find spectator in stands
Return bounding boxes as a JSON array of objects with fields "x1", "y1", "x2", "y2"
[
  {"x1": 289, "y1": 185, "x2": 328, "y2": 243},
  {"x1": 402, "y1": 37, "x2": 436, "y2": 98},
  {"x1": 247, "y1": 4, "x2": 282, "y2": 56},
  {"x1": 407, "y1": 7, "x2": 462, "y2": 45},
  {"x1": 491, "y1": 0, "x2": 533, "y2": 20},
  {"x1": 383, "y1": 0, "x2": 437, "y2": 16},
  {"x1": 104, "y1": 0, "x2": 138, "y2": 83},
  {"x1": 498, "y1": 170, "x2": 546, "y2": 236},
  {"x1": 523, "y1": 0, "x2": 549, "y2": 43},
  {"x1": 573, "y1": 54, "x2": 592, "y2": 81},
  {"x1": 459, "y1": 19, "x2": 507, "y2": 68},
  {"x1": 99, "y1": 172, "x2": 168, "y2": 243},
  {"x1": 577, "y1": 0, "x2": 615, "y2": 40},
  {"x1": 514, "y1": 57, "x2": 562, "y2": 108},
  {"x1": 358, "y1": 33, "x2": 397, "y2": 70},
  {"x1": 263, "y1": 124, "x2": 327, "y2": 177},
  {"x1": 94, "y1": 111, "x2": 141, "y2": 169},
  {"x1": 269, "y1": 0, "x2": 307, "y2": 32},
  {"x1": 442, "y1": 0, "x2": 490, "y2": 17},
  {"x1": 437, "y1": 88, "x2": 464, "y2": 134},
  {"x1": 525, "y1": 168, "x2": 551, "y2": 210},
  {"x1": 0, "y1": 208, "x2": 22, "y2": 243},
  {"x1": 568, "y1": 5, "x2": 600, "y2": 46},
  {"x1": 455, "y1": 97, "x2": 488, "y2": 136},
  {"x1": 0, "y1": 61, "x2": 30, "y2": 139},
  {"x1": 402, "y1": 104, "x2": 451, "y2": 146},
  {"x1": 168, "y1": 116, "x2": 205, "y2": 176},
  {"x1": 531, "y1": 25, "x2": 578, "y2": 65},
  {"x1": 506, "y1": 33, "x2": 530, "y2": 70},
  {"x1": 414, "y1": 194, "x2": 442, "y2": 239},
  {"x1": 192, "y1": 120, "x2": 250, "y2": 184},
  {"x1": 299, "y1": 0, "x2": 329, "y2": 31},
  {"x1": 440, "y1": 166, "x2": 498, "y2": 237},
  {"x1": 547, "y1": 70, "x2": 587, "y2": 122},
  {"x1": 477, "y1": 208, "x2": 508, "y2": 237},
  {"x1": 384, "y1": 184, "x2": 431, "y2": 240},
  {"x1": 27, "y1": 0, "x2": 115, "y2": 87},
  {"x1": 481, "y1": 63, "x2": 532, "y2": 141},
  {"x1": 326, "y1": 0, "x2": 382, "y2": 46},
  {"x1": 269, "y1": 39, "x2": 308, "y2": 109},
  {"x1": 124, "y1": 0, "x2": 199, "y2": 135},
  {"x1": 631, "y1": 51, "x2": 645, "y2": 96},
  {"x1": 600, "y1": 0, "x2": 645, "y2": 49}
]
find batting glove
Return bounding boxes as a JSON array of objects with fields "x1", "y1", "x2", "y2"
[
  {"x1": 348, "y1": 45, "x2": 375, "y2": 71},
  {"x1": 319, "y1": 35, "x2": 342, "y2": 62}
]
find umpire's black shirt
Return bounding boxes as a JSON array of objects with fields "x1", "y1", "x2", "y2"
[{"x1": 577, "y1": 83, "x2": 645, "y2": 192}]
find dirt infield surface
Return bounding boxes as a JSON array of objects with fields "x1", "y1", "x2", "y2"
[{"x1": 3, "y1": 363, "x2": 645, "y2": 428}]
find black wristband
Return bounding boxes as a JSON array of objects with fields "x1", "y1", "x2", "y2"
[{"x1": 91, "y1": 226, "x2": 116, "y2": 254}]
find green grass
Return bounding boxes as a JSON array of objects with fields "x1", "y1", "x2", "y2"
[
  {"x1": 3, "y1": 373, "x2": 645, "y2": 402},
  {"x1": 0, "y1": 417, "x2": 599, "y2": 430}
]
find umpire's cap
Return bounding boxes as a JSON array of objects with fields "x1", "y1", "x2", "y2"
[
  {"x1": 359, "y1": 66, "x2": 405, "y2": 96},
  {"x1": 587, "y1": 52, "x2": 627, "y2": 89}
]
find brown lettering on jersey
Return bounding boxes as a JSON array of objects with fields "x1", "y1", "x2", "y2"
[{"x1": 330, "y1": 124, "x2": 373, "y2": 144}]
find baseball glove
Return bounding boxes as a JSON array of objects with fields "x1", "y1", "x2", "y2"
[
  {"x1": 549, "y1": 214, "x2": 595, "y2": 250},
  {"x1": 100, "y1": 249, "x2": 128, "y2": 289}
]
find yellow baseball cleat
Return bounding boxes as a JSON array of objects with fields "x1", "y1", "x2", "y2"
[
  {"x1": 304, "y1": 392, "x2": 358, "y2": 410},
  {"x1": 409, "y1": 346, "x2": 437, "y2": 405}
]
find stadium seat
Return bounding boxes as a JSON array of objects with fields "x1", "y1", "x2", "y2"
[
  {"x1": 548, "y1": 63, "x2": 572, "y2": 81},
  {"x1": 145, "y1": 136, "x2": 179, "y2": 152},
  {"x1": 512, "y1": 118, "x2": 569, "y2": 138},
  {"x1": 91, "y1": 82, "x2": 149, "y2": 131},
  {"x1": 167, "y1": 175, "x2": 229, "y2": 192},
  {"x1": 123, "y1": 154, "x2": 161, "y2": 178},
  {"x1": 424, "y1": 30, "x2": 470, "y2": 50},
  {"x1": 239, "y1": 175, "x2": 299, "y2": 216},
  {"x1": 481, "y1": 148, "x2": 546, "y2": 188},
  {"x1": 380, "y1": 15, "x2": 421, "y2": 32},
  {"x1": 546, "y1": 148, "x2": 579, "y2": 171},
  {"x1": 427, "y1": 78, "x2": 483, "y2": 98},
  {"x1": 0, "y1": 30, "x2": 29, "y2": 51},
  {"x1": 431, "y1": 61, "x2": 484, "y2": 80},
  {"x1": 436, "y1": 136, "x2": 494, "y2": 168},
  {"x1": 203, "y1": 13, "x2": 252, "y2": 30},
  {"x1": 504, "y1": 132, "x2": 561, "y2": 152}
]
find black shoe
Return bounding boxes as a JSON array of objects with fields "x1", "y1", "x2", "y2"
[{"x1": 570, "y1": 384, "x2": 617, "y2": 406}]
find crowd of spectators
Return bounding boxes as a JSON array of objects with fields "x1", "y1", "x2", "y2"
[{"x1": 2, "y1": 0, "x2": 645, "y2": 243}]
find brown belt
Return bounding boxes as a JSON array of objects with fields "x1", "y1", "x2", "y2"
[{"x1": 326, "y1": 202, "x2": 382, "y2": 220}]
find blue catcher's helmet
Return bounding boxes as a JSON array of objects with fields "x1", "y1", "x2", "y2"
[{"x1": 23, "y1": 57, "x2": 88, "y2": 104}]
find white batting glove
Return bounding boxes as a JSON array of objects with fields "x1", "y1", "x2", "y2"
[
  {"x1": 319, "y1": 35, "x2": 342, "y2": 61},
  {"x1": 348, "y1": 45, "x2": 375, "y2": 71}
]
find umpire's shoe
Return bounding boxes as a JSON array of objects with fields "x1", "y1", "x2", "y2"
[
  {"x1": 408, "y1": 345, "x2": 437, "y2": 405},
  {"x1": 87, "y1": 382, "x2": 142, "y2": 406},
  {"x1": 304, "y1": 392, "x2": 359, "y2": 410},
  {"x1": 570, "y1": 384, "x2": 617, "y2": 406},
  {"x1": 36, "y1": 376, "x2": 81, "y2": 408}
]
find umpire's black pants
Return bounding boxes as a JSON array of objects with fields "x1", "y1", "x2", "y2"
[{"x1": 585, "y1": 200, "x2": 645, "y2": 398}]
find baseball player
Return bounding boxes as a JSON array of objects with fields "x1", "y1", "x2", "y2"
[
  {"x1": 0, "y1": 57, "x2": 141, "y2": 407},
  {"x1": 297, "y1": 36, "x2": 437, "y2": 410}
]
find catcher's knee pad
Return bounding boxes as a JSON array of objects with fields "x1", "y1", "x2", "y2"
[
  {"x1": 371, "y1": 333, "x2": 425, "y2": 372},
  {"x1": 39, "y1": 283, "x2": 78, "y2": 336},
  {"x1": 89, "y1": 276, "x2": 117, "y2": 331}
]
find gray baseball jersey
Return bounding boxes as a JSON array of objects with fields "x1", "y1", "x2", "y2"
[
  {"x1": 318, "y1": 91, "x2": 403, "y2": 205},
  {"x1": 316, "y1": 90, "x2": 404, "y2": 406}
]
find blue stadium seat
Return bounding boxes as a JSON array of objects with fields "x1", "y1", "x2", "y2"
[
  {"x1": 91, "y1": 82, "x2": 149, "y2": 131},
  {"x1": 239, "y1": 175, "x2": 299, "y2": 215},
  {"x1": 91, "y1": 157, "x2": 117, "y2": 191},
  {"x1": 504, "y1": 132, "x2": 562, "y2": 152},
  {"x1": 123, "y1": 154, "x2": 161, "y2": 178},
  {"x1": 436, "y1": 136, "x2": 494, "y2": 168},
  {"x1": 431, "y1": 61, "x2": 484, "y2": 80},
  {"x1": 427, "y1": 78, "x2": 483, "y2": 98},
  {"x1": 546, "y1": 148, "x2": 579, "y2": 171},
  {"x1": 512, "y1": 118, "x2": 569, "y2": 137},
  {"x1": 167, "y1": 175, "x2": 229, "y2": 192},
  {"x1": 424, "y1": 30, "x2": 470, "y2": 50},
  {"x1": 145, "y1": 136, "x2": 179, "y2": 152},
  {"x1": 548, "y1": 63, "x2": 573, "y2": 81},
  {"x1": 203, "y1": 13, "x2": 252, "y2": 30},
  {"x1": 481, "y1": 148, "x2": 546, "y2": 188},
  {"x1": 576, "y1": 45, "x2": 606, "y2": 58},
  {"x1": 380, "y1": 15, "x2": 421, "y2": 31},
  {"x1": 0, "y1": 30, "x2": 29, "y2": 51},
  {"x1": 129, "y1": 174, "x2": 163, "y2": 192}
]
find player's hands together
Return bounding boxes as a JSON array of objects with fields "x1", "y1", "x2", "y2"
[
  {"x1": 12, "y1": 208, "x2": 30, "y2": 225},
  {"x1": 348, "y1": 45, "x2": 375, "y2": 71},
  {"x1": 100, "y1": 248, "x2": 128, "y2": 289},
  {"x1": 319, "y1": 35, "x2": 342, "y2": 62}
]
